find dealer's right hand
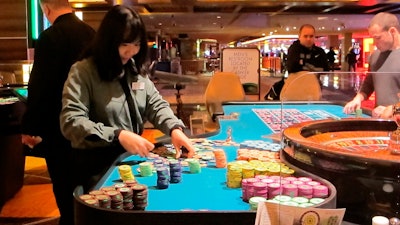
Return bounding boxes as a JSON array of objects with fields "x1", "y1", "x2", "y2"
[{"x1": 118, "y1": 130, "x2": 154, "y2": 157}]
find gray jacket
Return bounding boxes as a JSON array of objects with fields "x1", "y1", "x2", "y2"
[
  {"x1": 60, "y1": 58, "x2": 184, "y2": 149},
  {"x1": 360, "y1": 49, "x2": 400, "y2": 106}
]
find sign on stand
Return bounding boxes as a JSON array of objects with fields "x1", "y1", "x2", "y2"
[{"x1": 221, "y1": 47, "x2": 260, "y2": 97}]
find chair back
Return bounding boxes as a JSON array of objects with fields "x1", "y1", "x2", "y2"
[
  {"x1": 0, "y1": 71, "x2": 17, "y2": 85},
  {"x1": 204, "y1": 72, "x2": 246, "y2": 118},
  {"x1": 279, "y1": 71, "x2": 321, "y2": 101}
]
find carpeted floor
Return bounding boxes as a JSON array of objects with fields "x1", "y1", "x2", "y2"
[
  {"x1": 0, "y1": 217, "x2": 59, "y2": 225},
  {"x1": 0, "y1": 157, "x2": 59, "y2": 225},
  {"x1": 0, "y1": 129, "x2": 165, "y2": 225}
]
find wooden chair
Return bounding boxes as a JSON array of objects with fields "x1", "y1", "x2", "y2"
[
  {"x1": 279, "y1": 71, "x2": 322, "y2": 101},
  {"x1": 203, "y1": 72, "x2": 246, "y2": 132},
  {"x1": 189, "y1": 111, "x2": 207, "y2": 135}
]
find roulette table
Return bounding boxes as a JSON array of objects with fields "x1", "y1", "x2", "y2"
[
  {"x1": 73, "y1": 101, "x2": 387, "y2": 225},
  {"x1": 281, "y1": 118, "x2": 400, "y2": 224}
]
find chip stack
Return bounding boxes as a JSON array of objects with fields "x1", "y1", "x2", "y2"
[
  {"x1": 106, "y1": 190, "x2": 123, "y2": 210},
  {"x1": 280, "y1": 168, "x2": 295, "y2": 177},
  {"x1": 298, "y1": 184, "x2": 313, "y2": 198},
  {"x1": 283, "y1": 176, "x2": 298, "y2": 183},
  {"x1": 260, "y1": 177, "x2": 275, "y2": 185},
  {"x1": 124, "y1": 179, "x2": 138, "y2": 187},
  {"x1": 118, "y1": 187, "x2": 134, "y2": 210},
  {"x1": 213, "y1": 149, "x2": 227, "y2": 168},
  {"x1": 282, "y1": 183, "x2": 298, "y2": 197},
  {"x1": 291, "y1": 196, "x2": 310, "y2": 205},
  {"x1": 309, "y1": 197, "x2": 325, "y2": 205},
  {"x1": 267, "y1": 182, "x2": 281, "y2": 199},
  {"x1": 169, "y1": 159, "x2": 182, "y2": 183},
  {"x1": 139, "y1": 162, "x2": 153, "y2": 177},
  {"x1": 291, "y1": 180, "x2": 305, "y2": 186},
  {"x1": 226, "y1": 162, "x2": 242, "y2": 188},
  {"x1": 100, "y1": 186, "x2": 116, "y2": 193},
  {"x1": 273, "y1": 195, "x2": 293, "y2": 203},
  {"x1": 313, "y1": 185, "x2": 329, "y2": 198},
  {"x1": 83, "y1": 198, "x2": 99, "y2": 207},
  {"x1": 248, "y1": 196, "x2": 267, "y2": 211},
  {"x1": 114, "y1": 183, "x2": 127, "y2": 189},
  {"x1": 131, "y1": 184, "x2": 148, "y2": 210},
  {"x1": 298, "y1": 177, "x2": 312, "y2": 183},
  {"x1": 254, "y1": 166, "x2": 268, "y2": 176},
  {"x1": 355, "y1": 108, "x2": 363, "y2": 118},
  {"x1": 253, "y1": 182, "x2": 268, "y2": 199},
  {"x1": 187, "y1": 159, "x2": 201, "y2": 173},
  {"x1": 118, "y1": 165, "x2": 135, "y2": 182},
  {"x1": 307, "y1": 181, "x2": 321, "y2": 186},
  {"x1": 88, "y1": 190, "x2": 104, "y2": 196},
  {"x1": 241, "y1": 164, "x2": 255, "y2": 179},
  {"x1": 79, "y1": 194, "x2": 99, "y2": 207},
  {"x1": 153, "y1": 158, "x2": 166, "y2": 168},
  {"x1": 79, "y1": 194, "x2": 94, "y2": 201},
  {"x1": 156, "y1": 166, "x2": 170, "y2": 189},
  {"x1": 241, "y1": 177, "x2": 259, "y2": 202},
  {"x1": 94, "y1": 194, "x2": 111, "y2": 209},
  {"x1": 255, "y1": 175, "x2": 268, "y2": 180}
]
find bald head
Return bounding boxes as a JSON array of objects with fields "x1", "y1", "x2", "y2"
[
  {"x1": 39, "y1": 0, "x2": 72, "y2": 24},
  {"x1": 40, "y1": 0, "x2": 70, "y2": 9},
  {"x1": 369, "y1": 12, "x2": 400, "y2": 32},
  {"x1": 298, "y1": 24, "x2": 316, "y2": 48},
  {"x1": 368, "y1": 12, "x2": 400, "y2": 51}
]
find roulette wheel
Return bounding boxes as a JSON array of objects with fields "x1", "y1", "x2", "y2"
[{"x1": 281, "y1": 118, "x2": 400, "y2": 224}]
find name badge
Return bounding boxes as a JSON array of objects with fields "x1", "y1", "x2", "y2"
[{"x1": 131, "y1": 82, "x2": 145, "y2": 90}]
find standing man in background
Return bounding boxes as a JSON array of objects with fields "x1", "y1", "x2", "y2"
[
  {"x1": 265, "y1": 24, "x2": 328, "y2": 100},
  {"x1": 326, "y1": 46, "x2": 336, "y2": 72},
  {"x1": 345, "y1": 47, "x2": 358, "y2": 72},
  {"x1": 21, "y1": 0, "x2": 95, "y2": 224},
  {"x1": 286, "y1": 24, "x2": 329, "y2": 74}
]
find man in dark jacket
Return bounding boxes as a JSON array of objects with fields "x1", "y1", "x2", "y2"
[
  {"x1": 21, "y1": 0, "x2": 95, "y2": 224},
  {"x1": 265, "y1": 24, "x2": 328, "y2": 100},
  {"x1": 287, "y1": 24, "x2": 329, "y2": 73}
]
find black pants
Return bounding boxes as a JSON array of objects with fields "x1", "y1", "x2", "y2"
[
  {"x1": 43, "y1": 138, "x2": 74, "y2": 225},
  {"x1": 72, "y1": 146, "x2": 125, "y2": 193}
]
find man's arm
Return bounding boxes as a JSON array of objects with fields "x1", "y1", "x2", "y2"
[{"x1": 286, "y1": 44, "x2": 302, "y2": 73}]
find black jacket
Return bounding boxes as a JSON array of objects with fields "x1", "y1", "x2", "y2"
[
  {"x1": 22, "y1": 13, "x2": 95, "y2": 153},
  {"x1": 286, "y1": 40, "x2": 329, "y2": 73},
  {"x1": 345, "y1": 51, "x2": 357, "y2": 65}
]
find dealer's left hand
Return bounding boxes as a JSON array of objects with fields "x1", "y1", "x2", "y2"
[{"x1": 170, "y1": 128, "x2": 196, "y2": 159}]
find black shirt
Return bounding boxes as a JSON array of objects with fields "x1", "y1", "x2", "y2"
[
  {"x1": 22, "y1": 13, "x2": 95, "y2": 148},
  {"x1": 286, "y1": 40, "x2": 329, "y2": 73}
]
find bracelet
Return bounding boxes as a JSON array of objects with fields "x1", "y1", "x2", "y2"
[{"x1": 113, "y1": 129, "x2": 123, "y2": 145}]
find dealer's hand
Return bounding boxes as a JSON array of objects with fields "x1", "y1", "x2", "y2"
[
  {"x1": 170, "y1": 128, "x2": 195, "y2": 159},
  {"x1": 379, "y1": 105, "x2": 394, "y2": 119},
  {"x1": 118, "y1": 130, "x2": 154, "y2": 157}
]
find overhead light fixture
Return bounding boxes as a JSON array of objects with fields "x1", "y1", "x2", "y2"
[{"x1": 241, "y1": 35, "x2": 298, "y2": 45}]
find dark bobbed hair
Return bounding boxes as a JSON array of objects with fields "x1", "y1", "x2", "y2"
[{"x1": 82, "y1": 5, "x2": 148, "y2": 81}]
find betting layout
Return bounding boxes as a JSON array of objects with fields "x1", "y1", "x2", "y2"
[{"x1": 253, "y1": 109, "x2": 340, "y2": 133}]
